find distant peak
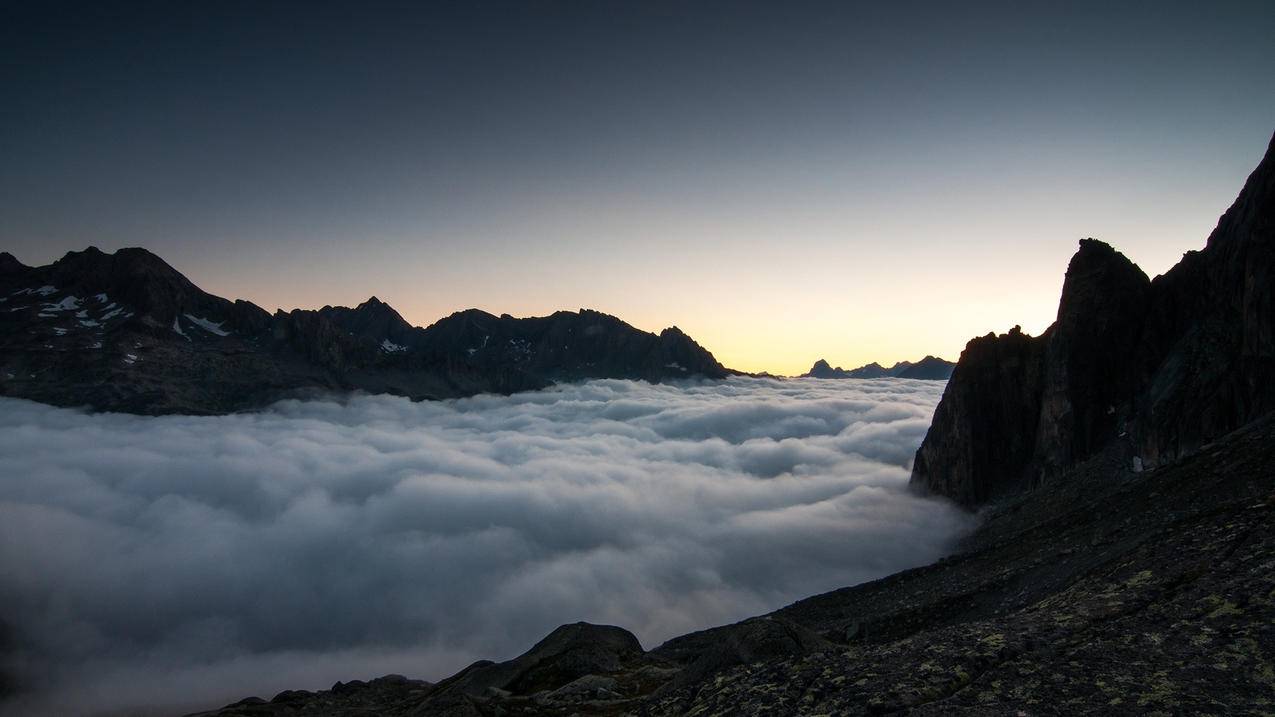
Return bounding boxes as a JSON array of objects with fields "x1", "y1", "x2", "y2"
[{"x1": 356, "y1": 296, "x2": 390, "y2": 311}]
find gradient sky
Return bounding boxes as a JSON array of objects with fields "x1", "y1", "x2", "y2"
[{"x1": 2, "y1": 1, "x2": 1273, "y2": 375}]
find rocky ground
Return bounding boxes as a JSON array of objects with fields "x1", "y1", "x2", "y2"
[{"x1": 191, "y1": 411, "x2": 1275, "y2": 716}]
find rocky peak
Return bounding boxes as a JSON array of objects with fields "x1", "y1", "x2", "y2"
[
  {"x1": 319, "y1": 296, "x2": 416, "y2": 345},
  {"x1": 807, "y1": 359, "x2": 838, "y2": 377},
  {"x1": 0, "y1": 252, "x2": 26, "y2": 275},
  {"x1": 912, "y1": 130, "x2": 1275, "y2": 507},
  {"x1": 910, "y1": 325, "x2": 1045, "y2": 507},
  {"x1": 1055, "y1": 239, "x2": 1149, "y2": 328},
  {"x1": 48, "y1": 246, "x2": 212, "y2": 322},
  {"x1": 1203, "y1": 130, "x2": 1275, "y2": 256}
]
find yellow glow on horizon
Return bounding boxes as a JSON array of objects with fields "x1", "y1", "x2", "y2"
[{"x1": 170, "y1": 142, "x2": 1240, "y2": 379}]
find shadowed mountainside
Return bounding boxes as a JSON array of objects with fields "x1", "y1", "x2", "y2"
[{"x1": 0, "y1": 249, "x2": 730, "y2": 414}]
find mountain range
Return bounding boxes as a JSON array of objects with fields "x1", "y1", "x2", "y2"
[
  {"x1": 180, "y1": 130, "x2": 1275, "y2": 715},
  {"x1": 802, "y1": 356, "x2": 955, "y2": 380},
  {"x1": 0, "y1": 248, "x2": 729, "y2": 414}
]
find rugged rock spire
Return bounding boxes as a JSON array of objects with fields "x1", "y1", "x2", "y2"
[{"x1": 912, "y1": 130, "x2": 1275, "y2": 507}]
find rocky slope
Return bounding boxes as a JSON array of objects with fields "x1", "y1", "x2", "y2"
[
  {"x1": 803, "y1": 356, "x2": 955, "y2": 380},
  {"x1": 187, "y1": 131, "x2": 1275, "y2": 716},
  {"x1": 190, "y1": 394, "x2": 1275, "y2": 716},
  {"x1": 912, "y1": 130, "x2": 1275, "y2": 508},
  {"x1": 0, "y1": 248, "x2": 730, "y2": 414}
]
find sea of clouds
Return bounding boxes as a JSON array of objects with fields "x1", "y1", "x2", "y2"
[{"x1": 0, "y1": 376, "x2": 972, "y2": 715}]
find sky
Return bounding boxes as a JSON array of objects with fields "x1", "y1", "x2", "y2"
[
  {"x1": 0, "y1": 378, "x2": 970, "y2": 715},
  {"x1": 1, "y1": 1, "x2": 1273, "y2": 375}
]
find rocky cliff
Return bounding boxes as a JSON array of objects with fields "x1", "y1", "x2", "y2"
[
  {"x1": 911, "y1": 130, "x2": 1275, "y2": 507},
  {"x1": 0, "y1": 249, "x2": 731, "y2": 414}
]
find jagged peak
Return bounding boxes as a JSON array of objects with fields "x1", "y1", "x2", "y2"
[
  {"x1": 52, "y1": 245, "x2": 188, "y2": 282},
  {"x1": 0, "y1": 251, "x2": 28, "y2": 274},
  {"x1": 1056, "y1": 238, "x2": 1150, "y2": 326},
  {"x1": 1204, "y1": 129, "x2": 1275, "y2": 252}
]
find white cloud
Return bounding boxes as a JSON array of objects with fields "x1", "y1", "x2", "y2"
[{"x1": 0, "y1": 377, "x2": 971, "y2": 716}]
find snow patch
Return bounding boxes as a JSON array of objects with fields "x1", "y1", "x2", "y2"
[
  {"x1": 381, "y1": 339, "x2": 407, "y2": 353},
  {"x1": 666, "y1": 362, "x2": 686, "y2": 371},
  {"x1": 123, "y1": 354, "x2": 138, "y2": 365},
  {"x1": 34, "y1": 285, "x2": 57, "y2": 296},
  {"x1": 172, "y1": 318, "x2": 190, "y2": 340},
  {"x1": 43, "y1": 296, "x2": 80, "y2": 312},
  {"x1": 101, "y1": 306, "x2": 125, "y2": 321},
  {"x1": 94, "y1": 293, "x2": 109, "y2": 303},
  {"x1": 184, "y1": 314, "x2": 230, "y2": 337},
  {"x1": 79, "y1": 319, "x2": 101, "y2": 328}
]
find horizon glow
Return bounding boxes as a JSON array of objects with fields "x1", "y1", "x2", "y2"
[{"x1": 1, "y1": 2, "x2": 1272, "y2": 375}]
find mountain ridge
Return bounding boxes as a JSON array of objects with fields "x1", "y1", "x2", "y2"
[
  {"x1": 802, "y1": 355, "x2": 955, "y2": 380},
  {"x1": 0, "y1": 248, "x2": 731, "y2": 414}
]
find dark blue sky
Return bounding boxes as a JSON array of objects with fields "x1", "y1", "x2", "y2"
[{"x1": 2, "y1": 1, "x2": 1272, "y2": 372}]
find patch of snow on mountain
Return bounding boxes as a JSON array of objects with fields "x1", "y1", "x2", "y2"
[
  {"x1": 381, "y1": 339, "x2": 407, "y2": 353},
  {"x1": 43, "y1": 296, "x2": 80, "y2": 312},
  {"x1": 184, "y1": 314, "x2": 230, "y2": 336}
]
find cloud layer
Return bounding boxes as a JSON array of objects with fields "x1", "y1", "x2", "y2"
[{"x1": 0, "y1": 377, "x2": 971, "y2": 715}]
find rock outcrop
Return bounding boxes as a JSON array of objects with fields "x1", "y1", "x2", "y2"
[
  {"x1": 912, "y1": 130, "x2": 1275, "y2": 507},
  {"x1": 0, "y1": 249, "x2": 731, "y2": 414}
]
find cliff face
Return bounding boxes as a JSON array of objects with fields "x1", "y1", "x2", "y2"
[
  {"x1": 0, "y1": 249, "x2": 731, "y2": 414},
  {"x1": 910, "y1": 326, "x2": 1045, "y2": 506},
  {"x1": 912, "y1": 131, "x2": 1275, "y2": 507}
]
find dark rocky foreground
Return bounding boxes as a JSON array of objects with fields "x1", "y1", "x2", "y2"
[
  {"x1": 0, "y1": 249, "x2": 729, "y2": 414},
  {"x1": 187, "y1": 132, "x2": 1275, "y2": 716}
]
